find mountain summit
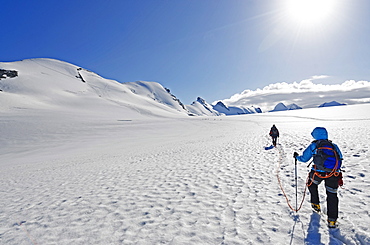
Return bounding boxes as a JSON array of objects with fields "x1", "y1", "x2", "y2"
[{"x1": 270, "y1": 102, "x2": 302, "y2": 112}]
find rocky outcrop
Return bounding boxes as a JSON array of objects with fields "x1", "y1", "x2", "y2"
[{"x1": 0, "y1": 69, "x2": 18, "y2": 79}]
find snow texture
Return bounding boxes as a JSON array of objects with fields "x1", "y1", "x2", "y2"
[{"x1": 1, "y1": 59, "x2": 370, "y2": 244}]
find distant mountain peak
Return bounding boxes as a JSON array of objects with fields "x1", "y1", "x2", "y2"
[
  {"x1": 270, "y1": 102, "x2": 302, "y2": 112},
  {"x1": 271, "y1": 102, "x2": 288, "y2": 112},
  {"x1": 212, "y1": 101, "x2": 262, "y2": 115},
  {"x1": 214, "y1": 101, "x2": 229, "y2": 110},
  {"x1": 287, "y1": 103, "x2": 302, "y2": 110},
  {"x1": 187, "y1": 97, "x2": 221, "y2": 116},
  {"x1": 196, "y1": 97, "x2": 207, "y2": 104},
  {"x1": 319, "y1": 101, "x2": 346, "y2": 107}
]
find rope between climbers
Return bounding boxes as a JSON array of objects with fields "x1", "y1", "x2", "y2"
[{"x1": 275, "y1": 145, "x2": 308, "y2": 212}]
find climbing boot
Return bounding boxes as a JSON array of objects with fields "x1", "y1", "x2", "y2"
[
  {"x1": 328, "y1": 219, "x2": 338, "y2": 228},
  {"x1": 311, "y1": 203, "x2": 321, "y2": 213}
]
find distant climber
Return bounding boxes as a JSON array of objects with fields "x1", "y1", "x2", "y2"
[
  {"x1": 294, "y1": 127, "x2": 343, "y2": 228},
  {"x1": 269, "y1": 124, "x2": 279, "y2": 147}
]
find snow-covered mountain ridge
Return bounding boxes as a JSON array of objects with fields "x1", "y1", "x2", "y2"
[
  {"x1": 0, "y1": 58, "x2": 349, "y2": 117},
  {"x1": 1, "y1": 58, "x2": 261, "y2": 117},
  {"x1": 269, "y1": 101, "x2": 347, "y2": 112},
  {"x1": 0, "y1": 59, "x2": 191, "y2": 117},
  {"x1": 213, "y1": 100, "x2": 262, "y2": 115},
  {"x1": 270, "y1": 102, "x2": 303, "y2": 112}
]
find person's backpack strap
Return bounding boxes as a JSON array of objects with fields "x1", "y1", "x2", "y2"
[{"x1": 312, "y1": 139, "x2": 341, "y2": 171}]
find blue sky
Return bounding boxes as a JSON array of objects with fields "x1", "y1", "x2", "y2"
[{"x1": 2, "y1": 0, "x2": 370, "y2": 104}]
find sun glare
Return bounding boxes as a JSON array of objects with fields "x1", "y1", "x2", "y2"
[{"x1": 285, "y1": 0, "x2": 335, "y2": 26}]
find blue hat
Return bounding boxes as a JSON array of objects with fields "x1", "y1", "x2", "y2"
[{"x1": 311, "y1": 127, "x2": 328, "y2": 140}]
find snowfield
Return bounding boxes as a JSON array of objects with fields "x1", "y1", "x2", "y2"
[
  {"x1": 1, "y1": 58, "x2": 369, "y2": 244},
  {"x1": 1, "y1": 104, "x2": 370, "y2": 245}
]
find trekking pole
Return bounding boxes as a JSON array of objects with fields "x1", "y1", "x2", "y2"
[
  {"x1": 306, "y1": 159, "x2": 313, "y2": 168},
  {"x1": 294, "y1": 157, "x2": 298, "y2": 212}
]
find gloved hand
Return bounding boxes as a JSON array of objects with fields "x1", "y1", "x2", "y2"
[
  {"x1": 293, "y1": 152, "x2": 299, "y2": 159},
  {"x1": 338, "y1": 172, "x2": 343, "y2": 187}
]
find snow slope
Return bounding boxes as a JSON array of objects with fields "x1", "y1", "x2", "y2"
[
  {"x1": 186, "y1": 97, "x2": 222, "y2": 116},
  {"x1": 1, "y1": 101, "x2": 369, "y2": 244},
  {"x1": 0, "y1": 58, "x2": 189, "y2": 118}
]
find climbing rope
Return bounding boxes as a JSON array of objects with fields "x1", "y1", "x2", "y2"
[
  {"x1": 307, "y1": 147, "x2": 340, "y2": 187},
  {"x1": 275, "y1": 145, "x2": 308, "y2": 212},
  {"x1": 18, "y1": 221, "x2": 38, "y2": 245},
  {"x1": 274, "y1": 142, "x2": 342, "y2": 212}
]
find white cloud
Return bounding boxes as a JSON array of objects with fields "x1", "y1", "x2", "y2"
[{"x1": 218, "y1": 77, "x2": 370, "y2": 112}]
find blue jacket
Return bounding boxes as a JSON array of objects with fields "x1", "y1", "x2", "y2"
[{"x1": 296, "y1": 127, "x2": 343, "y2": 168}]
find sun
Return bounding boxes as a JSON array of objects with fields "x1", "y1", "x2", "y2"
[{"x1": 284, "y1": 0, "x2": 335, "y2": 26}]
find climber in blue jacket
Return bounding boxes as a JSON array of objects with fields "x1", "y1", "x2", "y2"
[{"x1": 294, "y1": 127, "x2": 343, "y2": 228}]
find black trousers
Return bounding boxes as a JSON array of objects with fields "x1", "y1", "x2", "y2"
[
  {"x1": 272, "y1": 136, "x2": 278, "y2": 146},
  {"x1": 308, "y1": 170, "x2": 340, "y2": 220}
]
